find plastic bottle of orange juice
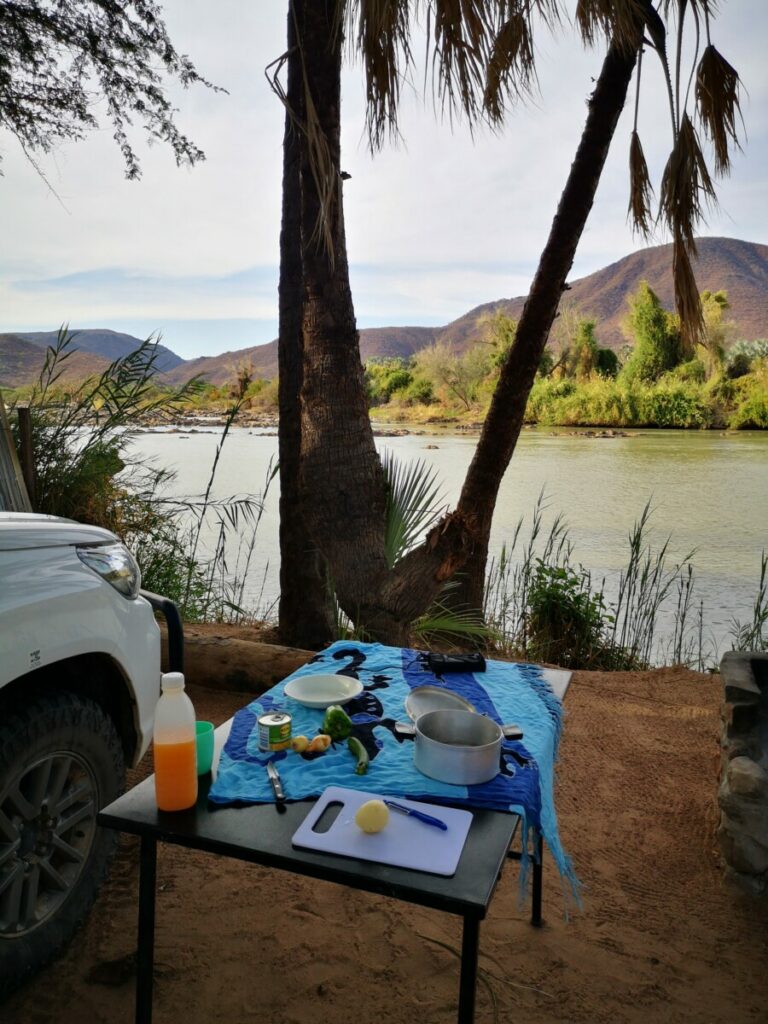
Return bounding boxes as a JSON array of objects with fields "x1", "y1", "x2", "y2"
[{"x1": 153, "y1": 671, "x2": 198, "y2": 811}]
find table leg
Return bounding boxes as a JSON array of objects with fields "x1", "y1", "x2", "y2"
[
  {"x1": 531, "y1": 833, "x2": 543, "y2": 927},
  {"x1": 457, "y1": 916, "x2": 480, "y2": 1024},
  {"x1": 136, "y1": 835, "x2": 157, "y2": 1024}
]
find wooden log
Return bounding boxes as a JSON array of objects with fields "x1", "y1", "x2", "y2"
[{"x1": 161, "y1": 629, "x2": 313, "y2": 694}]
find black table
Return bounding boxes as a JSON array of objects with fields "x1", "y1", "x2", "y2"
[{"x1": 97, "y1": 721, "x2": 531, "y2": 1024}]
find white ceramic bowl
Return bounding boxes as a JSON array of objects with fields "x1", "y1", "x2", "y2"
[{"x1": 283, "y1": 674, "x2": 363, "y2": 709}]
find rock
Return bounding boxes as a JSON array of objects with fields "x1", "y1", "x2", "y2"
[
  {"x1": 724, "y1": 700, "x2": 762, "y2": 739},
  {"x1": 718, "y1": 817, "x2": 768, "y2": 874},
  {"x1": 720, "y1": 811, "x2": 768, "y2": 868},
  {"x1": 722, "y1": 865, "x2": 768, "y2": 897},
  {"x1": 721, "y1": 651, "x2": 763, "y2": 703},
  {"x1": 727, "y1": 756, "x2": 768, "y2": 799}
]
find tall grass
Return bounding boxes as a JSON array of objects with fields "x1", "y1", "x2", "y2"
[
  {"x1": 484, "y1": 494, "x2": 721, "y2": 670},
  {"x1": 11, "y1": 327, "x2": 275, "y2": 624},
  {"x1": 729, "y1": 552, "x2": 768, "y2": 652}
]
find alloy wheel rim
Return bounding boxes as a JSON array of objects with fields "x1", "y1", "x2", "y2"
[{"x1": 0, "y1": 752, "x2": 97, "y2": 937}]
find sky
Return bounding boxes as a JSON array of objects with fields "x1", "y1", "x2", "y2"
[{"x1": 1, "y1": 1, "x2": 766, "y2": 360}]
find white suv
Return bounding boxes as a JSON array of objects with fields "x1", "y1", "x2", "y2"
[{"x1": 0, "y1": 512, "x2": 177, "y2": 996}]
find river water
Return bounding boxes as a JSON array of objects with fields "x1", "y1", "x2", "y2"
[{"x1": 129, "y1": 425, "x2": 768, "y2": 664}]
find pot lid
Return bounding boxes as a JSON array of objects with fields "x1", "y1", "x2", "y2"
[{"x1": 405, "y1": 685, "x2": 476, "y2": 721}]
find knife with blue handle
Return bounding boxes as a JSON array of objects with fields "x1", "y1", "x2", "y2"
[{"x1": 383, "y1": 799, "x2": 448, "y2": 831}]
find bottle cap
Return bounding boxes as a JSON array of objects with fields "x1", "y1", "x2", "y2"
[{"x1": 161, "y1": 671, "x2": 185, "y2": 692}]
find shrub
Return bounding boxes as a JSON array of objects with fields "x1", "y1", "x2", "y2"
[
  {"x1": 637, "y1": 381, "x2": 711, "y2": 427},
  {"x1": 400, "y1": 376, "x2": 435, "y2": 405},
  {"x1": 621, "y1": 281, "x2": 683, "y2": 382},
  {"x1": 365, "y1": 358, "x2": 414, "y2": 405},
  {"x1": 671, "y1": 357, "x2": 707, "y2": 383},
  {"x1": 525, "y1": 561, "x2": 608, "y2": 668},
  {"x1": 10, "y1": 328, "x2": 267, "y2": 620},
  {"x1": 729, "y1": 388, "x2": 768, "y2": 429},
  {"x1": 596, "y1": 347, "x2": 619, "y2": 377}
]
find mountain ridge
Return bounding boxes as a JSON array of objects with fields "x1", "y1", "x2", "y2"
[{"x1": 2, "y1": 236, "x2": 766, "y2": 388}]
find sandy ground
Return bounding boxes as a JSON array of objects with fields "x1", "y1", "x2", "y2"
[{"x1": 5, "y1": 666, "x2": 768, "y2": 1024}]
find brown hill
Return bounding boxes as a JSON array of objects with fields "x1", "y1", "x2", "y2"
[
  {"x1": 165, "y1": 236, "x2": 768, "y2": 384},
  {"x1": 5, "y1": 237, "x2": 765, "y2": 389},
  {"x1": 0, "y1": 333, "x2": 111, "y2": 388},
  {"x1": 439, "y1": 236, "x2": 768, "y2": 352},
  {"x1": 163, "y1": 327, "x2": 441, "y2": 386},
  {"x1": 15, "y1": 328, "x2": 183, "y2": 372}
]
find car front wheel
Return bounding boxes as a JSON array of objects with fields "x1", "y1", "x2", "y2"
[{"x1": 0, "y1": 691, "x2": 125, "y2": 998}]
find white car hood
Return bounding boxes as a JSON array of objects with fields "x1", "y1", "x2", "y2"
[{"x1": 0, "y1": 512, "x2": 118, "y2": 550}]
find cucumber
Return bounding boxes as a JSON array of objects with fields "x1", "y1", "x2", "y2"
[{"x1": 347, "y1": 736, "x2": 369, "y2": 775}]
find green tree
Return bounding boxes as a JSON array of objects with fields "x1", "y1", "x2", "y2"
[
  {"x1": 414, "y1": 341, "x2": 492, "y2": 412},
  {"x1": 0, "y1": 1, "x2": 215, "y2": 178},
  {"x1": 621, "y1": 282, "x2": 683, "y2": 382},
  {"x1": 565, "y1": 318, "x2": 599, "y2": 380},
  {"x1": 366, "y1": 359, "x2": 414, "y2": 405},
  {"x1": 698, "y1": 289, "x2": 732, "y2": 376},
  {"x1": 596, "y1": 347, "x2": 620, "y2": 377}
]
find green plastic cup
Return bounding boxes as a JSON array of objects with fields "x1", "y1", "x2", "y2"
[{"x1": 195, "y1": 721, "x2": 215, "y2": 775}]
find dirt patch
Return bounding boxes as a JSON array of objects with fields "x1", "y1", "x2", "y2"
[{"x1": 5, "y1": 669, "x2": 768, "y2": 1024}]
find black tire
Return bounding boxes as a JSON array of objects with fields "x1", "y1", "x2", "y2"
[{"x1": 0, "y1": 691, "x2": 125, "y2": 999}]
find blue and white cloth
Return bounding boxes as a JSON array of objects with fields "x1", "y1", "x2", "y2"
[{"x1": 209, "y1": 640, "x2": 579, "y2": 898}]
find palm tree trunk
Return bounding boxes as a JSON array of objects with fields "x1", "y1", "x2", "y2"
[
  {"x1": 294, "y1": 0, "x2": 396, "y2": 635},
  {"x1": 450, "y1": 29, "x2": 643, "y2": 615},
  {"x1": 287, "y1": 12, "x2": 645, "y2": 647},
  {"x1": 277, "y1": 0, "x2": 334, "y2": 648}
]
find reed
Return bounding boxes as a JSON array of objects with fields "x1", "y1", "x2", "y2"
[{"x1": 483, "y1": 494, "x2": 725, "y2": 670}]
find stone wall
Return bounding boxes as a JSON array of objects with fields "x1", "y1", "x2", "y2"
[{"x1": 718, "y1": 651, "x2": 768, "y2": 895}]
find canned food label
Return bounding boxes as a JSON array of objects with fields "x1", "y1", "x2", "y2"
[{"x1": 258, "y1": 712, "x2": 292, "y2": 751}]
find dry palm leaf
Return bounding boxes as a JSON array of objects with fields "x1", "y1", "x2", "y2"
[
  {"x1": 265, "y1": 11, "x2": 339, "y2": 265},
  {"x1": 427, "y1": 0, "x2": 497, "y2": 125},
  {"x1": 574, "y1": 0, "x2": 649, "y2": 52},
  {"x1": 672, "y1": 229, "x2": 705, "y2": 351},
  {"x1": 658, "y1": 112, "x2": 716, "y2": 250},
  {"x1": 627, "y1": 129, "x2": 654, "y2": 237},
  {"x1": 483, "y1": 10, "x2": 537, "y2": 123},
  {"x1": 346, "y1": 0, "x2": 414, "y2": 152},
  {"x1": 695, "y1": 43, "x2": 743, "y2": 175}
]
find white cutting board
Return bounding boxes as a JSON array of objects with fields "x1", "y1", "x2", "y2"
[{"x1": 292, "y1": 786, "x2": 473, "y2": 876}]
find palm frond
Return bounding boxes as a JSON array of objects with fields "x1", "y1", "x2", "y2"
[
  {"x1": 574, "y1": 0, "x2": 648, "y2": 52},
  {"x1": 659, "y1": 112, "x2": 716, "y2": 250},
  {"x1": 627, "y1": 129, "x2": 654, "y2": 237},
  {"x1": 695, "y1": 44, "x2": 743, "y2": 176},
  {"x1": 347, "y1": 0, "x2": 414, "y2": 152},
  {"x1": 427, "y1": 0, "x2": 497, "y2": 126},
  {"x1": 381, "y1": 447, "x2": 446, "y2": 569},
  {"x1": 413, "y1": 599, "x2": 493, "y2": 650},
  {"x1": 672, "y1": 230, "x2": 705, "y2": 351},
  {"x1": 483, "y1": 10, "x2": 537, "y2": 124}
]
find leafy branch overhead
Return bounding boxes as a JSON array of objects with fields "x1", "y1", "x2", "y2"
[{"x1": 0, "y1": 0, "x2": 221, "y2": 178}]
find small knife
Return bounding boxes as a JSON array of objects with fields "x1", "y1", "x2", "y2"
[
  {"x1": 266, "y1": 761, "x2": 285, "y2": 804},
  {"x1": 384, "y1": 799, "x2": 447, "y2": 831}
]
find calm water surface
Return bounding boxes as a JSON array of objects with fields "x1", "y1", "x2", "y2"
[{"x1": 130, "y1": 426, "x2": 768, "y2": 662}]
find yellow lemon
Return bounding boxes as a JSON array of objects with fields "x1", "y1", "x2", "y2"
[{"x1": 355, "y1": 799, "x2": 390, "y2": 834}]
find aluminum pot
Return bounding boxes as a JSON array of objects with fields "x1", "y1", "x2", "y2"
[{"x1": 397, "y1": 709, "x2": 513, "y2": 786}]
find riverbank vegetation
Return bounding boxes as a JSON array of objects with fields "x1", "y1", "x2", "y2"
[
  {"x1": 365, "y1": 285, "x2": 768, "y2": 430},
  {"x1": 4, "y1": 285, "x2": 766, "y2": 433}
]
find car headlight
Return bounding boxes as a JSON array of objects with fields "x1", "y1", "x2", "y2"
[{"x1": 76, "y1": 543, "x2": 141, "y2": 599}]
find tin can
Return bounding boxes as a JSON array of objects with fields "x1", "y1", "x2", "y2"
[{"x1": 258, "y1": 712, "x2": 292, "y2": 751}]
